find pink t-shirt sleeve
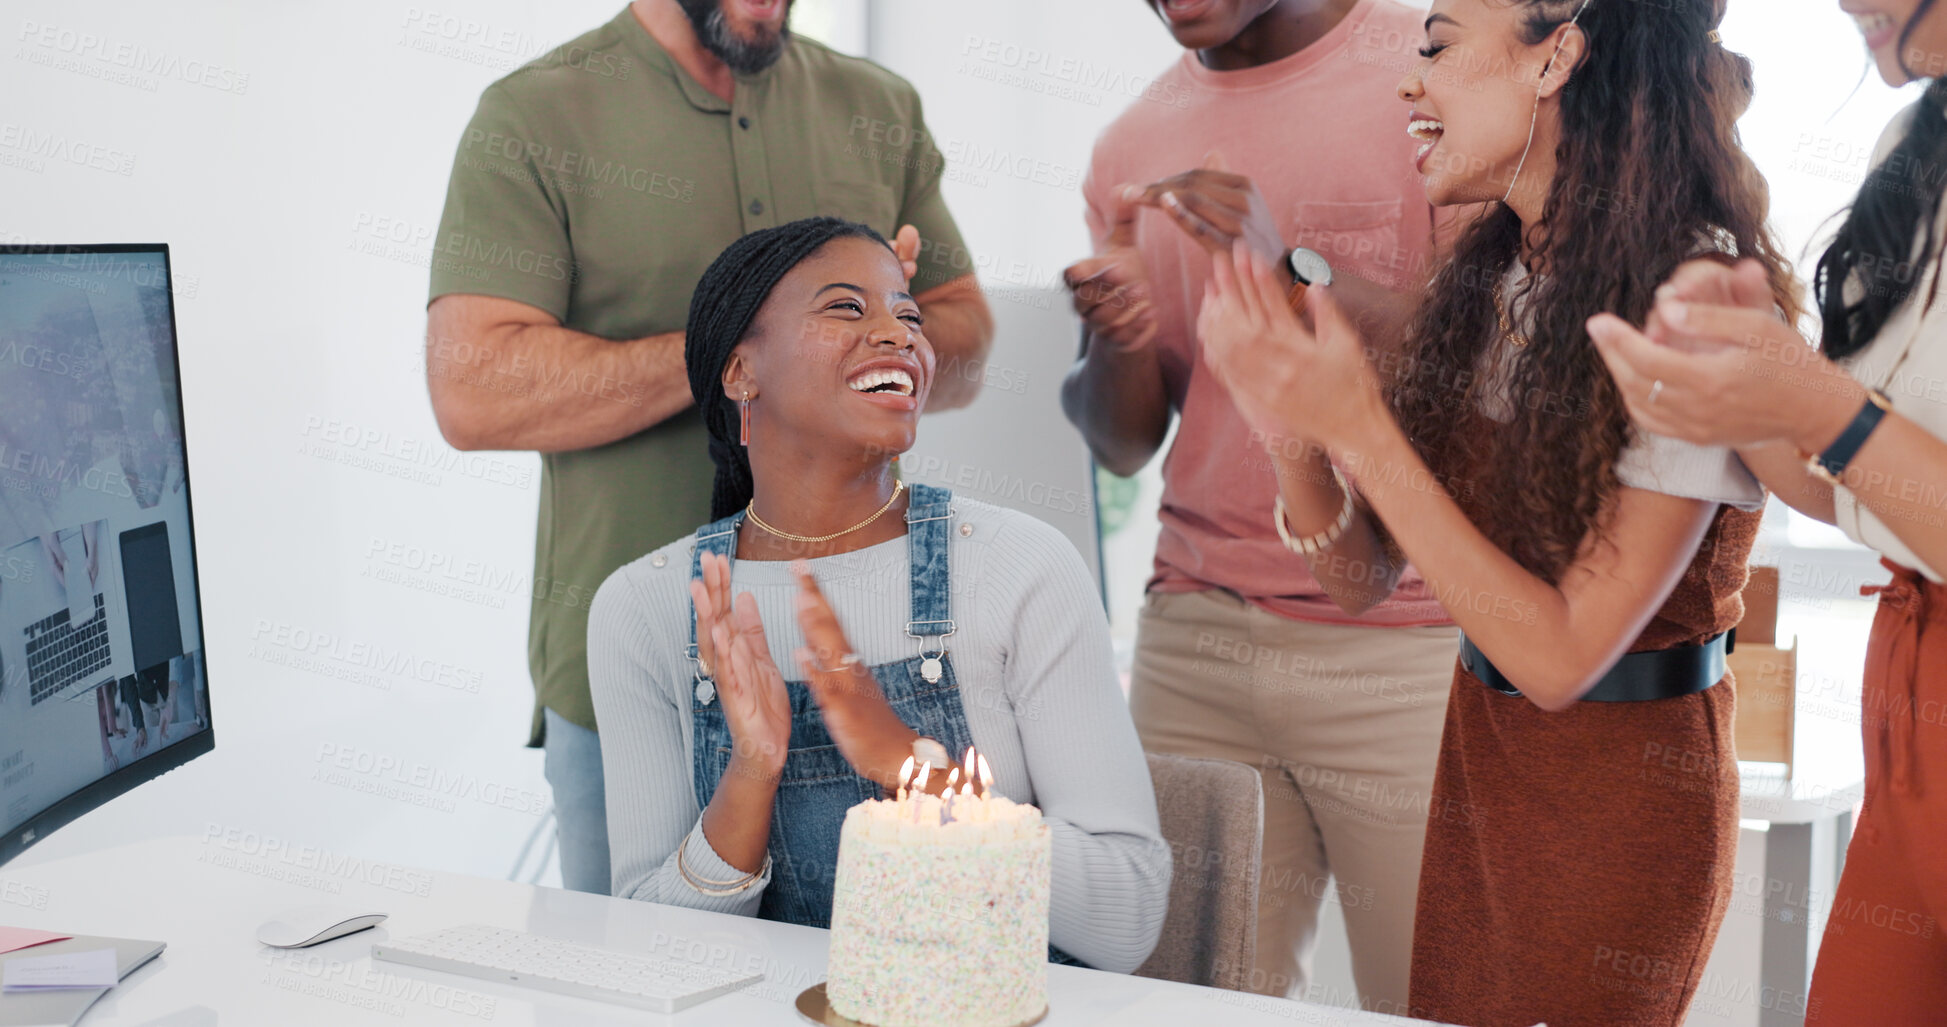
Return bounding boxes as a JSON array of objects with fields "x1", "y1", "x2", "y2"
[{"x1": 1081, "y1": 157, "x2": 1112, "y2": 253}]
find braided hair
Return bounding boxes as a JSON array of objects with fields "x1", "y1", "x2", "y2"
[
  {"x1": 685, "y1": 216, "x2": 892, "y2": 520},
  {"x1": 1815, "y1": 0, "x2": 1947, "y2": 359}
]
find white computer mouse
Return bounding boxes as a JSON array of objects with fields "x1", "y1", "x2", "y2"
[{"x1": 256, "y1": 905, "x2": 389, "y2": 948}]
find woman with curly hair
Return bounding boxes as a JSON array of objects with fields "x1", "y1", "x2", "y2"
[{"x1": 1193, "y1": 0, "x2": 1798, "y2": 1022}]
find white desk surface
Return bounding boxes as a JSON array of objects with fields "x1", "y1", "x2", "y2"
[
  {"x1": 0, "y1": 836, "x2": 1445, "y2": 1027},
  {"x1": 1736, "y1": 763, "x2": 1864, "y2": 825}
]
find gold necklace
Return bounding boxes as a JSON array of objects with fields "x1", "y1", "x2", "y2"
[
  {"x1": 1496, "y1": 281, "x2": 1529, "y2": 348},
  {"x1": 745, "y1": 481, "x2": 906, "y2": 544}
]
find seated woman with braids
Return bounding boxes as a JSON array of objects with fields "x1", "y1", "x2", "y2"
[{"x1": 587, "y1": 216, "x2": 1170, "y2": 972}]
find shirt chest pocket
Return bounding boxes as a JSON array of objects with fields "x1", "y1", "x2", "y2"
[
  {"x1": 813, "y1": 179, "x2": 900, "y2": 236},
  {"x1": 1289, "y1": 198, "x2": 1405, "y2": 281}
]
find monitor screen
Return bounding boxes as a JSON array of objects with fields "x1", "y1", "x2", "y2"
[{"x1": 0, "y1": 244, "x2": 211, "y2": 865}]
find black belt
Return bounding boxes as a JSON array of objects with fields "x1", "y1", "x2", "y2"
[{"x1": 1458, "y1": 630, "x2": 1732, "y2": 703}]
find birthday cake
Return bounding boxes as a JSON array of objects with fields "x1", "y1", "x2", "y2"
[{"x1": 824, "y1": 756, "x2": 1051, "y2": 1027}]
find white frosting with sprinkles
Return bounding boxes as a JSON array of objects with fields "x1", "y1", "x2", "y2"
[{"x1": 826, "y1": 795, "x2": 1051, "y2": 1027}]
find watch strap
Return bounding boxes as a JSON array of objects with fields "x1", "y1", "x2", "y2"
[
  {"x1": 1810, "y1": 389, "x2": 1892, "y2": 483},
  {"x1": 1285, "y1": 276, "x2": 1310, "y2": 313}
]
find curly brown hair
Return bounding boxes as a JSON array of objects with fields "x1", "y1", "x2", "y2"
[{"x1": 1387, "y1": 0, "x2": 1801, "y2": 584}]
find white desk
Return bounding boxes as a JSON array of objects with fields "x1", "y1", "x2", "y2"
[{"x1": 0, "y1": 836, "x2": 1442, "y2": 1026}]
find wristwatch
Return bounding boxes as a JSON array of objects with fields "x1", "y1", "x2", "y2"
[
  {"x1": 1804, "y1": 388, "x2": 1893, "y2": 485},
  {"x1": 1286, "y1": 247, "x2": 1334, "y2": 311}
]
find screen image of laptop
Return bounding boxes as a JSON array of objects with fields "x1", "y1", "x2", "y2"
[{"x1": 0, "y1": 524, "x2": 121, "y2": 709}]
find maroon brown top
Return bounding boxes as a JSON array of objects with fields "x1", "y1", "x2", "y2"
[
  {"x1": 1634, "y1": 505, "x2": 1762, "y2": 652},
  {"x1": 1409, "y1": 423, "x2": 1758, "y2": 1026}
]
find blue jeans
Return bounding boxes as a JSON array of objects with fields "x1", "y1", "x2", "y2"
[{"x1": 542, "y1": 707, "x2": 610, "y2": 895}]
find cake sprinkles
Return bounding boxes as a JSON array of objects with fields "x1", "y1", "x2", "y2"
[{"x1": 824, "y1": 750, "x2": 1052, "y2": 1027}]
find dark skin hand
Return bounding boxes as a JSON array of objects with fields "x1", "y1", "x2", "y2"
[
  {"x1": 1060, "y1": 150, "x2": 1421, "y2": 480},
  {"x1": 1060, "y1": 181, "x2": 1169, "y2": 477},
  {"x1": 1142, "y1": 152, "x2": 1419, "y2": 349},
  {"x1": 692, "y1": 554, "x2": 948, "y2": 874},
  {"x1": 1059, "y1": 1, "x2": 1366, "y2": 477},
  {"x1": 1137, "y1": 152, "x2": 1288, "y2": 264}
]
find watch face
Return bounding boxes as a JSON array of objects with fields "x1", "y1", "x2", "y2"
[{"x1": 1289, "y1": 248, "x2": 1333, "y2": 287}]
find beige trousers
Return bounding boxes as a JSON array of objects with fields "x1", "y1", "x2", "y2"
[{"x1": 1128, "y1": 589, "x2": 1456, "y2": 1014}]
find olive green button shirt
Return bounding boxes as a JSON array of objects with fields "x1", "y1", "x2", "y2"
[{"x1": 429, "y1": 7, "x2": 971, "y2": 744}]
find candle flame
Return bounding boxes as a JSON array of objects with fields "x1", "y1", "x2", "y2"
[
  {"x1": 915, "y1": 761, "x2": 932, "y2": 796},
  {"x1": 977, "y1": 753, "x2": 992, "y2": 794},
  {"x1": 963, "y1": 745, "x2": 977, "y2": 778},
  {"x1": 946, "y1": 767, "x2": 961, "y2": 791}
]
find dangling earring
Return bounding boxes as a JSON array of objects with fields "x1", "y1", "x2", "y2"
[{"x1": 738, "y1": 393, "x2": 751, "y2": 447}]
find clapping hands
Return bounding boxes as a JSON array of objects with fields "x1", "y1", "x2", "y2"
[
  {"x1": 692, "y1": 552, "x2": 792, "y2": 779},
  {"x1": 1198, "y1": 241, "x2": 1382, "y2": 455},
  {"x1": 1587, "y1": 257, "x2": 1860, "y2": 450},
  {"x1": 690, "y1": 553, "x2": 918, "y2": 790}
]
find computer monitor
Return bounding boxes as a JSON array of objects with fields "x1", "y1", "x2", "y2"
[{"x1": 0, "y1": 243, "x2": 211, "y2": 866}]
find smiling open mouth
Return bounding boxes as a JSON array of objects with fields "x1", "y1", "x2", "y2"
[
  {"x1": 1854, "y1": 12, "x2": 1894, "y2": 34},
  {"x1": 848, "y1": 368, "x2": 915, "y2": 397},
  {"x1": 1408, "y1": 117, "x2": 1445, "y2": 166}
]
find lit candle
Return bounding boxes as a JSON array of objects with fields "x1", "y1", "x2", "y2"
[
  {"x1": 976, "y1": 753, "x2": 994, "y2": 822},
  {"x1": 913, "y1": 761, "x2": 931, "y2": 823},
  {"x1": 897, "y1": 755, "x2": 915, "y2": 802}
]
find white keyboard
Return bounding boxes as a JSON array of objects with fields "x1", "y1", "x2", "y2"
[{"x1": 371, "y1": 923, "x2": 763, "y2": 1013}]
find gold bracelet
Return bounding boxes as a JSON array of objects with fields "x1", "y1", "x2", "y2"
[
  {"x1": 1274, "y1": 465, "x2": 1355, "y2": 555},
  {"x1": 676, "y1": 832, "x2": 768, "y2": 896}
]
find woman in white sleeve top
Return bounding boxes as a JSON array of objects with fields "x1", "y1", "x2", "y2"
[
  {"x1": 586, "y1": 216, "x2": 1170, "y2": 973},
  {"x1": 1588, "y1": 2, "x2": 1947, "y2": 1018}
]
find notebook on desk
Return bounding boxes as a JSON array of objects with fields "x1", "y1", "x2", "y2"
[{"x1": 0, "y1": 935, "x2": 164, "y2": 1027}]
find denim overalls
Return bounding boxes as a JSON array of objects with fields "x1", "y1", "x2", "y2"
[{"x1": 686, "y1": 483, "x2": 974, "y2": 928}]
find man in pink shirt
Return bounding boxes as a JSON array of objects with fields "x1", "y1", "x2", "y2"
[{"x1": 1060, "y1": 0, "x2": 1455, "y2": 1011}]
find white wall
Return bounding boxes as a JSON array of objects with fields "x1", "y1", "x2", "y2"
[
  {"x1": 2, "y1": 0, "x2": 640, "y2": 883},
  {"x1": 0, "y1": 0, "x2": 1139, "y2": 891},
  {"x1": 0, "y1": 0, "x2": 1154, "y2": 889}
]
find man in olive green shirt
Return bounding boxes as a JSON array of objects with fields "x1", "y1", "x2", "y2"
[{"x1": 426, "y1": 0, "x2": 991, "y2": 894}]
